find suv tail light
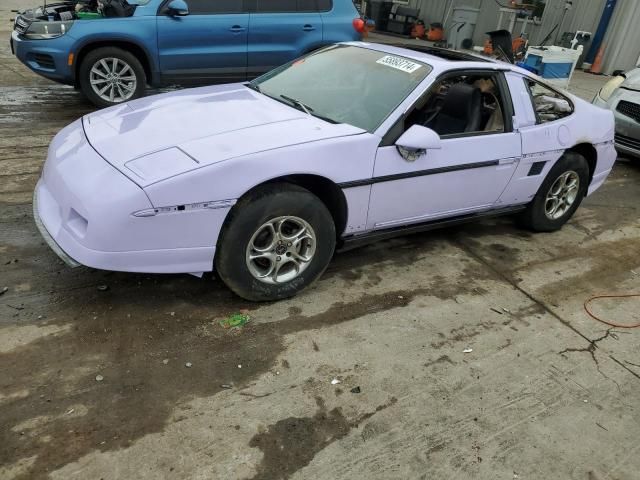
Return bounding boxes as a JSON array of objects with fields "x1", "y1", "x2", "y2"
[
  {"x1": 353, "y1": 17, "x2": 374, "y2": 37},
  {"x1": 352, "y1": 18, "x2": 366, "y2": 34}
]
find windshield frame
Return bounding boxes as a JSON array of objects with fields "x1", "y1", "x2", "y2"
[{"x1": 249, "y1": 44, "x2": 433, "y2": 133}]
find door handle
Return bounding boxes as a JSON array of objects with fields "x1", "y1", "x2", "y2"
[
  {"x1": 498, "y1": 157, "x2": 519, "y2": 165},
  {"x1": 303, "y1": 24, "x2": 316, "y2": 31},
  {"x1": 229, "y1": 25, "x2": 246, "y2": 32}
]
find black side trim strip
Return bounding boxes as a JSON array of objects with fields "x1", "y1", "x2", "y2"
[
  {"x1": 338, "y1": 205, "x2": 527, "y2": 252},
  {"x1": 338, "y1": 160, "x2": 500, "y2": 189}
]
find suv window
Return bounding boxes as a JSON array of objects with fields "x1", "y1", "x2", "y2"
[
  {"x1": 183, "y1": 0, "x2": 244, "y2": 14},
  {"x1": 523, "y1": 78, "x2": 573, "y2": 124},
  {"x1": 254, "y1": 0, "x2": 331, "y2": 12}
]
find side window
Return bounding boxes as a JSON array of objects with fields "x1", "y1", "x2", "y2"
[
  {"x1": 523, "y1": 78, "x2": 573, "y2": 124},
  {"x1": 184, "y1": 0, "x2": 244, "y2": 14},
  {"x1": 403, "y1": 73, "x2": 510, "y2": 138},
  {"x1": 317, "y1": 0, "x2": 332, "y2": 11},
  {"x1": 297, "y1": 0, "x2": 318, "y2": 11},
  {"x1": 255, "y1": 0, "x2": 319, "y2": 12}
]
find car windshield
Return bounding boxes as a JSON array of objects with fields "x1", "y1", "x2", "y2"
[{"x1": 250, "y1": 45, "x2": 432, "y2": 132}]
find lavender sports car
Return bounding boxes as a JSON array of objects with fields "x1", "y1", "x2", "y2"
[{"x1": 34, "y1": 43, "x2": 616, "y2": 300}]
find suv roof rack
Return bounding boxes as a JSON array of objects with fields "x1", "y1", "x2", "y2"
[{"x1": 391, "y1": 43, "x2": 493, "y2": 63}]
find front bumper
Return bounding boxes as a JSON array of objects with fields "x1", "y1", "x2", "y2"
[
  {"x1": 11, "y1": 29, "x2": 75, "y2": 84},
  {"x1": 34, "y1": 178, "x2": 218, "y2": 273},
  {"x1": 33, "y1": 187, "x2": 80, "y2": 268},
  {"x1": 34, "y1": 119, "x2": 224, "y2": 274},
  {"x1": 614, "y1": 133, "x2": 640, "y2": 157},
  {"x1": 593, "y1": 90, "x2": 640, "y2": 157}
]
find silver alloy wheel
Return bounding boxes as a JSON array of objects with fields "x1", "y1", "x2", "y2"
[
  {"x1": 89, "y1": 57, "x2": 137, "y2": 103},
  {"x1": 246, "y1": 216, "x2": 317, "y2": 284},
  {"x1": 544, "y1": 170, "x2": 580, "y2": 220}
]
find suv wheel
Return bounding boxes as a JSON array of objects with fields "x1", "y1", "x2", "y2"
[
  {"x1": 216, "y1": 184, "x2": 336, "y2": 301},
  {"x1": 519, "y1": 152, "x2": 590, "y2": 232},
  {"x1": 79, "y1": 47, "x2": 146, "y2": 107}
]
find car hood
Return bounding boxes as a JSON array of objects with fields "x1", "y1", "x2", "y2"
[
  {"x1": 83, "y1": 84, "x2": 364, "y2": 186},
  {"x1": 621, "y1": 68, "x2": 640, "y2": 91}
]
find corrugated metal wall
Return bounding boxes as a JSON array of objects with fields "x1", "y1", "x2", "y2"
[
  {"x1": 407, "y1": 0, "x2": 607, "y2": 45},
  {"x1": 600, "y1": 0, "x2": 640, "y2": 73},
  {"x1": 403, "y1": 0, "x2": 640, "y2": 73}
]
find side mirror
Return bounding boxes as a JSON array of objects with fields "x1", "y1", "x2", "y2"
[
  {"x1": 395, "y1": 125, "x2": 441, "y2": 161},
  {"x1": 167, "y1": 0, "x2": 189, "y2": 16}
]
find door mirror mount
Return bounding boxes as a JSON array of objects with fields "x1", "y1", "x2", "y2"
[
  {"x1": 395, "y1": 125, "x2": 441, "y2": 161},
  {"x1": 167, "y1": 0, "x2": 189, "y2": 16}
]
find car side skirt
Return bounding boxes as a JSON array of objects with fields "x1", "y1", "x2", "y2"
[{"x1": 338, "y1": 205, "x2": 527, "y2": 252}]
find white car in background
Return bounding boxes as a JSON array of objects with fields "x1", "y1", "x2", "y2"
[{"x1": 593, "y1": 67, "x2": 640, "y2": 157}]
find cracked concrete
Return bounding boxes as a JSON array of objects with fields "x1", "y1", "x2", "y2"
[
  {"x1": 559, "y1": 329, "x2": 626, "y2": 391},
  {"x1": 1, "y1": 3, "x2": 640, "y2": 479},
  {"x1": 559, "y1": 329, "x2": 619, "y2": 365}
]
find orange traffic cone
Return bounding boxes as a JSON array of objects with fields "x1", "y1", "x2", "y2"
[{"x1": 589, "y1": 46, "x2": 605, "y2": 74}]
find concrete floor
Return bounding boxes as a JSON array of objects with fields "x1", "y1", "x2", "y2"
[{"x1": 1, "y1": 5, "x2": 640, "y2": 480}]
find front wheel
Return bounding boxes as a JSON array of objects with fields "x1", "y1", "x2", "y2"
[
  {"x1": 518, "y1": 152, "x2": 590, "y2": 232},
  {"x1": 216, "y1": 184, "x2": 336, "y2": 301},
  {"x1": 78, "y1": 47, "x2": 146, "y2": 108}
]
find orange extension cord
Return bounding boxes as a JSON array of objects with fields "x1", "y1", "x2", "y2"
[{"x1": 584, "y1": 294, "x2": 640, "y2": 328}]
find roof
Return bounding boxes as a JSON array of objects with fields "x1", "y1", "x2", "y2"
[
  {"x1": 345, "y1": 41, "x2": 511, "y2": 73},
  {"x1": 388, "y1": 43, "x2": 494, "y2": 64}
]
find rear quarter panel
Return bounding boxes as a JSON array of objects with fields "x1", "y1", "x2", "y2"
[
  {"x1": 321, "y1": 0, "x2": 361, "y2": 43},
  {"x1": 498, "y1": 71, "x2": 615, "y2": 205}
]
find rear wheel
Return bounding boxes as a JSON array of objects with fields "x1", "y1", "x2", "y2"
[
  {"x1": 216, "y1": 184, "x2": 336, "y2": 301},
  {"x1": 79, "y1": 47, "x2": 146, "y2": 107},
  {"x1": 518, "y1": 152, "x2": 590, "y2": 232}
]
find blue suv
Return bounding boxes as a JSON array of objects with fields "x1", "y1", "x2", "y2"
[{"x1": 11, "y1": 0, "x2": 362, "y2": 107}]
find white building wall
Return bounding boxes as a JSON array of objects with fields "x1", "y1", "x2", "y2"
[{"x1": 600, "y1": 0, "x2": 640, "y2": 73}]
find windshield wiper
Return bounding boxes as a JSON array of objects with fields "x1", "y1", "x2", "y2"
[
  {"x1": 263, "y1": 93, "x2": 337, "y2": 124},
  {"x1": 280, "y1": 95, "x2": 313, "y2": 116}
]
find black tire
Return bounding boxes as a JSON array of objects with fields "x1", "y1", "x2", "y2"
[
  {"x1": 78, "y1": 47, "x2": 146, "y2": 108},
  {"x1": 216, "y1": 183, "x2": 336, "y2": 301},
  {"x1": 518, "y1": 152, "x2": 590, "y2": 232}
]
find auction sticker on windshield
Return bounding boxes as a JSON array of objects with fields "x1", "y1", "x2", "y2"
[{"x1": 376, "y1": 55, "x2": 422, "y2": 73}]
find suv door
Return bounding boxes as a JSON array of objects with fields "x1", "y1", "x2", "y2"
[
  {"x1": 157, "y1": 0, "x2": 249, "y2": 84},
  {"x1": 247, "y1": 0, "x2": 323, "y2": 77},
  {"x1": 367, "y1": 71, "x2": 522, "y2": 230}
]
